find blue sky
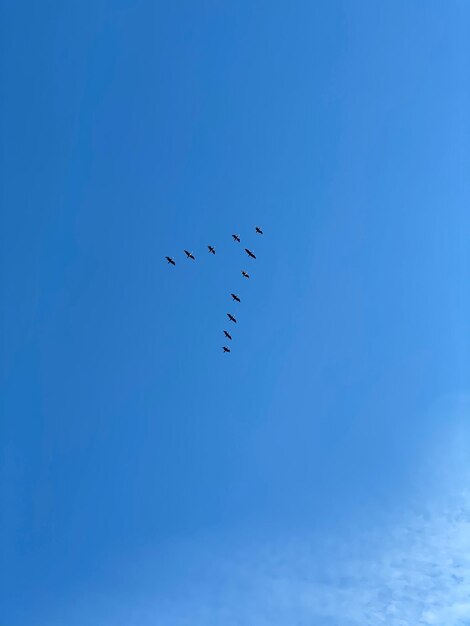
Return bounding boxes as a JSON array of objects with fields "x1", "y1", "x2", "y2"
[{"x1": 1, "y1": 1, "x2": 469, "y2": 624}]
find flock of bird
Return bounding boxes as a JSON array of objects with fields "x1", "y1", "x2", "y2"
[{"x1": 165, "y1": 226, "x2": 264, "y2": 353}]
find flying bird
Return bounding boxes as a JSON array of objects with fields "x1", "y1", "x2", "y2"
[
  {"x1": 208, "y1": 245, "x2": 216, "y2": 255},
  {"x1": 165, "y1": 256, "x2": 176, "y2": 266},
  {"x1": 231, "y1": 293, "x2": 241, "y2": 303},
  {"x1": 223, "y1": 346, "x2": 231, "y2": 353},
  {"x1": 223, "y1": 330, "x2": 232, "y2": 340},
  {"x1": 241, "y1": 270, "x2": 250, "y2": 279},
  {"x1": 232, "y1": 234, "x2": 241, "y2": 243},
  {"x1": 184, "y1": 250, "x2": 195, "y2": 260},
  {"x1": 245, "y1": 248, "x2": 256, "y2": 259},
  {"x1": 227, "y1": 313, "x2": 237, "y2": 323},
  {"x1": 255, "y1": 226, "x2": 264, "y2": 234}
]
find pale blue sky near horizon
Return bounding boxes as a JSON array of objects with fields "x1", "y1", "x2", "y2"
[{"x1": 1, "y1": 1, "x2": 469, "y2": 624}]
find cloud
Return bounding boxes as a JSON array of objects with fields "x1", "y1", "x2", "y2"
[
  {"x1": 133, "y1": 486, "x2": 470, "y2": 626},
  {"x1": 150, "y1": 401, "x2": 470, "y2": 626},
  {"x1": 52, "y1": 395, "x2": 470, "y2": 626}
]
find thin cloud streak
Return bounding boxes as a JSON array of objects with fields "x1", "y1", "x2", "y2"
[
  {"x1": 59, "y1": 481, "x2": 470, "y2": 626},
  {"x1": 151, "y1": 490, "x2": 470, "y2": 626},
  {"x1": 50, "y1": 400, "x2": 470, "y2": 626}
]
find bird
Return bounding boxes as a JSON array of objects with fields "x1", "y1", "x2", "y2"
[
  {"x1": 223, "y1": 346, "x2": 231, "y2": 353},
  {"x1": 241, "y1": 270, "x2": 250, "y2": 279},
  {"x1": 232, "y1": 234, "x2": 241, "y2": 243},
  {"x1": 231, "y1": 293, "x2": 241, "y2": 303},
  {"x1": 184, "y1": 250, "x2": 195, "y2": 260},
  {"x1": 223, "y1": 330, "x2": 232, "y2": 340},
  {"x1": 245, "y1": 248, "x2": 256, "y2": 259},
  {"x1": 227, "y1": 313, "x2": 237, "y2": 323},
  {"x1": 165, "y1": 256, "x2": 176, "y2": 266},
  {"x1": 255, "y1": 226, "x2": 264, "y2": 234},
  {"x1": 208, "y1": 245, "x2": 216, "y2": 255}
]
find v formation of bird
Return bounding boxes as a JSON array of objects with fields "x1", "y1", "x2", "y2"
[{"x1": 165, "y1": 226, "x2": 264, "y2": 353}]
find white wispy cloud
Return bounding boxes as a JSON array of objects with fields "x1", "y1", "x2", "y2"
[
  {"x1": 155, "y1": 497, "x2": 470, "y2": 626},
  {"x1": 148, "y1": 399, "x2": 470, "y2": 626},
  {"x1": 146, "y1": 404, "x2": 470, "y2": 626},
  {"x1": 52, "y1": 397, "x2": 470, "y2": 626}
]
